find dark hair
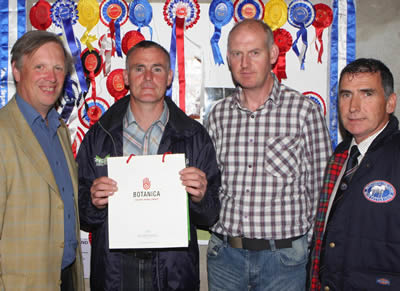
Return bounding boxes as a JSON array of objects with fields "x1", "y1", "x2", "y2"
[
  {"x1": 11, "y1": 30, "x2": 73, "y2": 75},
  {"x1": 125, "y1": 40, "x2": 171, "y2": 70},
  {"x1": 227, "y1": 19, "x2": 275, "y2": 50},
  {"x1": 339, "y1": 58, "x2": 394, "y2": 99}
]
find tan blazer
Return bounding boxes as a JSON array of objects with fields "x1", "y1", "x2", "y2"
[{"x1": 0, "y1": 97, "x2": 84, "y2": 290}]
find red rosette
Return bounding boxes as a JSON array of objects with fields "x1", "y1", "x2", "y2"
[
  {"x1": 81, "y1": 48, "x2": 103, "y2": 77},
  {"x1": 107, "y1": 69, "x2": 128, "y2": 100},
  {"x1": 122, "y1": 30, "x2": 145, "y2": 55},
  {"x1": 312, "y1": 3, "x2": 333, "y2": 63},
  {"x1": 272, "y1": 28, "x2": 292, "y2": 82},
  {"x1": 29, "y1": 0, "x2": 52, "y2": 30},
  {"x1": 312, "y1": 3, "x2": 333, "y2": 29}
]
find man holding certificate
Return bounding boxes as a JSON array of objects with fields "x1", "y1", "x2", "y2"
[{"x1": 76, "y1": 41, "x2": 221, "y2": 291}]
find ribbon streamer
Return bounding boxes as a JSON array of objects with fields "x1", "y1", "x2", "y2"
[
  {"x1": 328, "y1": 0, "x2": 356, "y2": 149},
  {"x1": 312, "y1": 3, "x2": 333, "y2": 63},
  {"x1": 288, "y1": 0, "x2": 315, "y2": 70},
  {"x1": 51, "y1": 0, "x2": 88, "y2": 94},
  {"x1": 209, "y1": 0, "x2": 233, "y2": 65}
]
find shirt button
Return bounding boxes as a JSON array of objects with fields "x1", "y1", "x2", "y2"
[
  {"x1": 249, "y1": 138, "x2": 254, "y2": 143},
  {"x1": 248, "y1": 165, "x2": 252, "y2": 168},
  {"x1": 58, "y1": 279, "x2": 62, "y2": 285},
  {"x1": 60, "y1": 242, "x2": 64, "y2": 248},
  {"x1": 58, "y1": 205, "x2": 63, "y2": 210},
  {"x1": 246, "y1": 189, "x2": 250, "y2": 193},
  {"x1": 250, "y1": 114, "x2": 255, "y2": 119},
  {"x1": 329, "y1": 242, "x2": 335, "y2": 248},
  {"x1": 324, "y1": 286, "x2": 330, "y2": 291}
]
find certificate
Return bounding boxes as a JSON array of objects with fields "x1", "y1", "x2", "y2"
[{"x1": 107, "y1": 154, "x2": 189, "y2": 249}]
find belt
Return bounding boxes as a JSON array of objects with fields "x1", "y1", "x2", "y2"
[{"x1": 214, "y1": 233, "x2": 301, "y2": 251}]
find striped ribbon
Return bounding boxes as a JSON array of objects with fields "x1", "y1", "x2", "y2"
[
  {"x1": 329, "y1": 0, "x2": 356, "y2": 149},
  {"x1": 0, "y1": 0, "x2": 26, "y2": 108}
]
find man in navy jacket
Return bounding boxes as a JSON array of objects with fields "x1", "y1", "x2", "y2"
[
  {"x1": 309, "y1": 58, "x2": 399, "y2": 290},
  {"x1": 76, "y1": 41, "x2": 220, "y2": 290}
]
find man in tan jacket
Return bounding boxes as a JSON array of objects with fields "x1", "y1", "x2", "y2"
[{"x1": 0, "y1": 30, "x2": 84, "y2": 290}]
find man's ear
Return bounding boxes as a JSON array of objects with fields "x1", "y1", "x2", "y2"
[
  {"x1": 167, "y1": 69, "x2": 173, "y2": 87},
  {"x1": 123, "y1": 69, "x2": 129, "y2": 86},
  {"x1": 386, "y1": 93, "x2": 397, "y2": 114},
  {"x1": 269, "y1": 43, "x2": 279, "y2": 65},
  {"x1": 12, "y1": 61, "x2": 21, "y2": 83}
]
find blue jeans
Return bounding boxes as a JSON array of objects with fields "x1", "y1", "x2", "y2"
[{"x1": 207, "y1": 233, "x2": 307, "y2": 291}]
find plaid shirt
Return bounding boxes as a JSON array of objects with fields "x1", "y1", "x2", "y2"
[
  {"x1": 309, "y1": 150, "x2": 348, "y2": 291},
  {"x1": 207, "y1": 75, "x2": 332, "y2": 241},
  {"x1": 123, "y1": 101, "x2": 169, "y2": 156}
]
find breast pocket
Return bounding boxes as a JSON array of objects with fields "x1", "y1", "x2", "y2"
[{"x1": 264, "y1": 136, "x2": 301, "y2": 178}]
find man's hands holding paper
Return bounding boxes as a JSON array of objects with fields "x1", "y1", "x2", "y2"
[{"x1": 90, "y1": 167, "x2": 206, "y2": 209}]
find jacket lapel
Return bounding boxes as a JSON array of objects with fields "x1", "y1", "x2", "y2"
[{"x1": 8, "y1": 98, "x2": 59, "y2": 193}]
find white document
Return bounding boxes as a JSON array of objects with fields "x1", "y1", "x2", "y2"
[{"x1": 107, "y1": 154, "x2": 189, "y2": 249}]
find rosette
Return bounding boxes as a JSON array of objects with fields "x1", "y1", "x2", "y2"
[
  {"x1": 129, "y1": 0, "x2": 153, "y2": 39},
  {"x1": 100, "y1": 0, "x2": 129, "y2": 57},
  {"x1": 107, "y1": 69, "x2": 128, "y2": 100},
  {"x1": 77, "y1": 0, "x2": 100, "y2": 51},
  {"x1": 122, "y1": 30, "x2": 145, "y2": 55},
  {"x1": 303, "y1": 91, "x2": 326, "y2": 115},
  {"x1": 209, "y1": 0, "x2": 233, "y2": 65},
  {"x1": 233, "y1": 0, "x2": 264, "y2": 22},
  {"x1": 163, "y1": 0, "x2": 200, "y2": 30},
  {"x1": 51, "y1": 0, "x2": 88, "y2": 94},
  {"x1": 163, "y1": 0, "x2": 200, "y2": 112},
  {"x1": 312, "y1": 3, "x2": 333, "y2": 63},
  {"x1": 78, "y1": 97, "x2": 110, "y2": 128},
  {"x1": 272, "y1": 28, "x2": 292, "y2": 82},
  {"x1": 81, "y1": 48, "x2": 103, "y2": 108},
  {"x1": 99, "y1": 33, "x2": 116, "y2": 76},
  {"x1": 263, "y1": 0, "x2": 287, "y2": 31},
  {"x1": 288, "y1": 0, "x2": 315, "y2": 70},
  {"x1": 30, "y1": 0, "x2": 52, "y2": 30}
]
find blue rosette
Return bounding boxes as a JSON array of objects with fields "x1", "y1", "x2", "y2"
[
  {"x1": 233, "y1": 0, "x2": 264, "y2": 22},
  {"x1": 288, "y1": 0, "x2": 315, "y2": 70},
  {"x1": 129, "y1": 0, "x2": 153, "y2": 40},
  {"x1": 51, "y1": 0, "x2": 88, "y2": 94},
  {"x1": 209, "y1": 0, "x2": 233, "y2": 65},
  {"x1": 100, "y1": 0, "x2": 129, "y2": 57}
]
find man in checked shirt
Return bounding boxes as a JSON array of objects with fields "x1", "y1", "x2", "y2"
[{"x1": 206, "y1": 19, "x2": 332, "y2": 291}]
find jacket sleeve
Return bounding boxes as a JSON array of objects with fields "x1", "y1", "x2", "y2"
[
  {"x1": 76, "y1": 129, "x2": 108, "y2": 232},
  {"x1": 188, "y1": 127, "x2": 221, "y2": 228}
]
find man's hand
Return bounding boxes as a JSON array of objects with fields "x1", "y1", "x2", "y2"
[
  {"x1": 179, "y1": 167, "x2": 207, "y2": 203},
  {"x1": 90, "y1": 177, "x2": 118, "y2": 209}
]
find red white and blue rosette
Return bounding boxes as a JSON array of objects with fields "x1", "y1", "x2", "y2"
[
  {"x1": 78, "y1": 96, "x2": 110, "y2": 128},
  {"x1": 233, "y1": 0, "x2": 264, "y2": 22},
  {"x1": 163, "y1": 0, "x2": 200, "y2": 30},
  {"x1": 100, "y1": 0, "x2": 129, "y2": 57},
  {"x1": 288, "y1": 0, "x2": 315, "y2": 70},
  {"x1": 303, "y1": 91, "x2": 326, "y2": 116},
  {"x1": 163, "y1": 0, "x2": 200, "y2": 112},
  {"x1": 209, "y1": 0, "x2": 233, "y2": 65},
  {"x1": 51, "y1": 0, "x2": 88, "y2": 94},
  {"x1": 129, "y1": 0, "x2": 153, "y2": 40}
]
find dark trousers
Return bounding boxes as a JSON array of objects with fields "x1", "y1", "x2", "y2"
[{"x1": 61, "y1": 263, "x2": 74, "y2": 291}]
